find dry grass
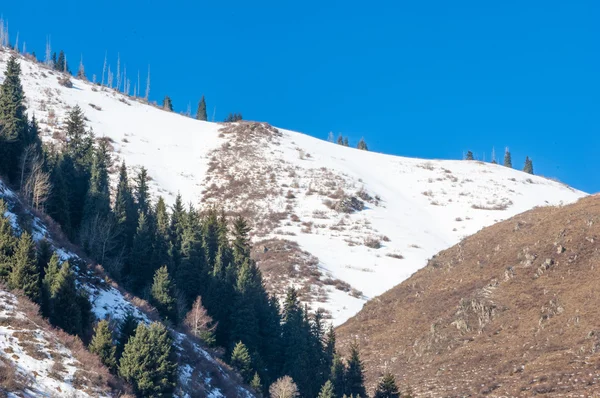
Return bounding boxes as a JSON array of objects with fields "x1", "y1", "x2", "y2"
[{"x1": 337, "y1": 196, "x2": 600, "y2": 396}]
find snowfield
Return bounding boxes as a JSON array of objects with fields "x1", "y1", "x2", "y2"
[{"x1": 0, "y1": 50, "x2": 587, "y2": 326}]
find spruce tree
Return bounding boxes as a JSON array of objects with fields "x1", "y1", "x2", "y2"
[
  {"x1": 196, "y1": 95, "x2": 207, "y2": 121},
  {"x1": 150, "y1": 265, "x2": 177, "y2": 322},
  {"x1": 163, "y1": 95, "x2": 173, "y2": 111},
  {"x1": 330, "y1": 354, "x2": 346, "y2": 398},
  {"x1": 65, "y1": 106, "x2": 94, "y2": 170},
  {"x1": 89, "y1": 320, "x2": 117, "y2": 371},
  {"x1": 119, "y1": 322, "x2": 177, "y2": 397},
  {"x1": 128, "y1": 212, "x2": 155, "y2": 293},
  {"x1": 337, "y1": 134, "x2": 344, "y2": 145},
  {"x1": 231, "y1": 341, "x2": 253, "y2": 382},
  {"x1": 356, "y1": 138, "x2": 368, "y2": 151},
  {"x1": 250, "y1": 371, "x2": 262, "y2": 393},
  {"x1": 465, "y1": 151, "x2": 474, "y2": 160},
  {"x1": 503, "y1": 148, "x2": 512, "y2": 168},
  {"x1": 134, "y1": 167, "x2": 151, "y2": 215},
  {"x1": 343, "y1": 137, "x2": 349, "y2": 147},
  {"x1": 153, "y1": 197, "x2": 172, "y2": 271},
  {"x1": 9, "y1": 232, "x2": 40, "y2": 303},
  {"x1": 0, "y1": 56, "x2": 28, "y2": 181},
  {"x1": 48, "y1": 261, "x2": 86, "y2": 336},
  {"x1": 56, "y1": 50, "x2": 66, "y2": 73},
  {"x1": 345, "y1": 343, "x2": 367, "y2": 398},
  {"x1": 41, "y1": 252, "x2": 61, "y2": 317},
  {"x1": 114, "y1": 162, "x2": 137, "y2": 257},
  {"x1": 116, "y1": 311, "x2": 139, "y2": 359},
  {"x1": 318, "y1": 380, "x2": 335, "y2": 398},
  {"x1": 523, "y1": 156, "x2": 534, "y2": 175},
  {"x1": 0, "y1": 200, "x2": 17, "y2": 280},
  {"x1": 176, "y1": 220, "x2": 205, "y2": 308},
  {"x1": 46, "y1": 154, "x2": 72, "y2": 232},
  {"x1": 373, "y1": 372, "x2": 400, "y2": 398},
  {"x1": 83, "y1": 140, "x2": 111, "y2": 221}
]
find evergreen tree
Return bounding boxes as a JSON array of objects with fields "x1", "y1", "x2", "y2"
[
  {"x1": 196, "y1": 95, "x2": 207, "y2": 121},
  {"x1": 83, "y1": 140, "x2": 111, "y2": 221},
  {"x1": 128, "y1": 212, "x2": 155, "y2": 293},
  {"x1": 134, "y1": 167, "x2": 151, "y2": 215},
  {"x1": 56, "y1": 50, "x2": 66, "y2": 73},
  {"x1": 163, "y1": 95, "x2": 173, "y2": 111},
  {"x1": 231, "y1": 341, "x2": 253, "y2": 382},
  {"x1": 373, "y1": 372, "x2": 400, "y2": 398},
  {"x1": 523, "y1": 156, "x2": 534, "y2": 175},
  {"x1": 356, "y1": 139, "x2": 368, "y2": 151},
  {"x1": 337, "y1": 134, "x2": 344, "y2": 145},
  {"x1": 89, "y1": 319, "x2": 117, "y2": 371},
  {"x1": 0, "y1": 56, "x2": 28, "y2": 182},
  {"x1": 9, "y1": 232, "x2": 40, "y2": 303},
  {"x1": 465, "y1": 151, "x2": 474, "y2": 160},
  {"x1": 168, "y1": 193, "x2": 186, "y2": 273},
  {"x1": 330, "y1": 355, "x2": 346, "y2": 398},
  {"x1": 41, "y1": 252, "x2": 61, "y2": 317},
  {"x1": 318, "y1": 380, "x2": 335, "y2": 398},
  {"x1": 503, "y1": 148, "x2": 512, "y2": 168},
  {"x1": 150, "y1": 265, "x2": 177, "y2": 322},
  {"x1": 345, "y1": 343, "x2": 367, "y2": 398},
  {"x1": 153, "y1": 197, "x2": 172, "y2": 271},
  {"x1": 48, "y1": 261, "x2": 88, "y2": 337},
  {"x1": 0, "y1": 200, "x2": 17, "y2": 280},
  {"x1": 116, "y1": 311, "x2": 139, "y2": 359},
  {"x1": 343, "y1": 137, "x2": 349, "y2": 147},
  {"x1": 114, "y1": 162, "x2": 137, "y2": 257},
  {"x1": 64, "y1": 106, "x2": 94, "y2": 170},
  {"x1": 250, "y1": 371, "x2": 262, "y2": 394},
  {"x1": 232, "y1": 216, "x2": 251, "y2": 265},
  {"x1": 176, "y1": 219, "x2": 205, "y2": 308},
  {"x1": 119, "y1": 322, "x2": 177, "y2": 397},
  {"x1": 46, "y1": 154, "x2": 72, "y2": 232}
]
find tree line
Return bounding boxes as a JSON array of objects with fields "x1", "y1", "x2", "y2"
[{"x1": 464, "y1": 148, "x2": 534, "y2": 175}]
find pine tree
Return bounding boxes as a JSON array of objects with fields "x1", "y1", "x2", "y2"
[
  {"x1": 318, "y1": 380, "x2": 335, "y2": 398},
  {"x1": 373, "y1": 372, "x2": 400, "y2": 398},
  {"x1": 134, "y1": 167, "x2": 151, "y2": 215},
  {"x1": 343, "y1": 137, "x2": 349, "y2": 147},
  {"x1": 356, "y1": 139, "x2": 368, "y2": 151},
  {"x1": 196, "y1": 95, "x2": 207, "y2": 121},
  {"x1": 9, "y1": 232, "x2": 40, "y2": 303},
  {"x1": 176, "y1": 220, "x2": 205, "y2": 308},
  {"x1": 114, "y1": 162, "x2": 136, "y2": 257},
  {"x1": 0, "y1": 56, "x2": 28, "y2": 182},
  {"x1": 231, "y1": 341, "x2": 253, "y2": 382},
  {"x1": 153, "y1": 197, "x2": 172, "y2": 271},
  {"x1": 465, "y1": 151, "x2": 474, "y2": 160},
  {"x1": 345, "y1": 343, "x2": 367, "y2": 398},
  {"x1": 46, "y1": 154, "x2": 72, "y2": 232},
  {"x1": 523, "y1": 156, "x2": 534, "y2": 175},
  {"x1": 232, "y1": 216, "x2": 251, "y2": 265},
  {"x1": 150, "y1": 266, "x2": 177, "y2": 322},
  {"x1": 0, "y1": 200, "x2": 17, "y2": 280},
  {"x1": 64, "y1": 106, "x2": 94, "y2": 170},
  {"x1": 330, "y1": 354, "x2": 346, "y2": 398},
  {"x1": 250, "y1": 371, "x2": 262, "y2": 393},
  {"x1": 89, "y1": 320, "x2": 117, "y2": 371},
  {"x1": 503, "y1": 148, "x2": 512, "y2": 168},
  {"x1": 83, "y1": 140, "x2": 111, "y2": 220},
  {"x1": 48, "y1": 261, "x2": 87, "y2": 336},
  {"x1": 163, "y1": 95, "x2": 173, "y2": 111},
  {"x1": 41, "y1": 252, "x2": 61, "y2": 317},
  {"x1": 128, "y1": 212, "x2": 155, "y2": 293},
  {"x1": 56, "y1": 50, "x2": 66, "y2": 73},
  {"x1": 119, "y1": 322, "x2": 177, "y2": 397},
  {"x1": 116, "y1": 311, "x2": 139, "y2": 359}
]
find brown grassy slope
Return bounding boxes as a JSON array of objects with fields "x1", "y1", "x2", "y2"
[{"x1": 336, "y1": 196, "x2": 600, "y2": 397}]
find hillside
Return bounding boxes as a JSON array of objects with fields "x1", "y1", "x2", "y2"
[
  {"x1": 336, "y1": 195, "x2": 600, "y2": 396},
  {"x1": 0, "y1": 180, "x2": 255, "y2": 397},
  {"x1": 0, "y1": 48, "x2": 586, "y2": 325}
]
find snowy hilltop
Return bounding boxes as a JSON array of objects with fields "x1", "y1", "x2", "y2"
[{"x1": 0, "y1": 49, "x2": 586, "y2": 326}]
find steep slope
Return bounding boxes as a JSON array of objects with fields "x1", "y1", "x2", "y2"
[
  {"x1": 0, "y1": 180, "x2": 255, "y2": 398},
  {"x1": 0, "y1": 49, "x2": 586, "y2": 325},
  {"x1": 337, "y1": 196, "x2": 600, "y2": 396}
]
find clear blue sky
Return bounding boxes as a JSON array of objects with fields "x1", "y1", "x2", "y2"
[{"x1": 2, "y1": 1, "x2": 598, "y2": 192}]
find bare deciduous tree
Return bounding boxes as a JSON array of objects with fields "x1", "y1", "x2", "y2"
[
  {"x1": 20, "y1": 148, "x2": 51, "y2": 211},
  {"x1": 45, "y1": 36, "x2": 52, "y2": 67},
  {"x1": 101, "y1": 51, "x2": 107, "y2": 86},
  {"x1": 269, "y1": 376, "x2": 299, "y2": 398},
  {"x1": 184, "y1": 296, "x2": 216, "y2": 344},
  {"x1": 79, "y1": 214, "x2": 119, "y2": 265},
  {"x1": 145, "y1": 65, "x2": 150, "y2": 101}
]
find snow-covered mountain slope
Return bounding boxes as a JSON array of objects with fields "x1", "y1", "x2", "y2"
[
  {"x1": 0, "y1": 180, "x2": 255, "y2": 398},
  {"x1": 0, "y1": 49, "x2": 587, "y2": 325}
]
